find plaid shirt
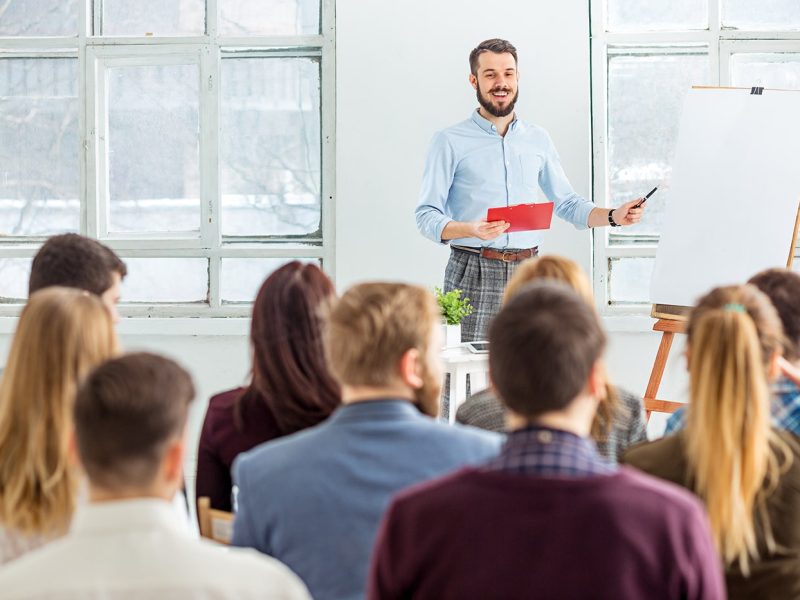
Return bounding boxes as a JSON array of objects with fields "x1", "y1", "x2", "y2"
[
  {"x1": 664, "y1": 377, "x2": 800, "y2": 435},
  {"x1": 485, "y1": 425, "x2": 616, "y2": 477}
]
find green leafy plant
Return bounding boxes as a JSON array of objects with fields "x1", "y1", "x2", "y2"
[{"x1": 434, "y1": 287, "x2": 474, "y2": 326}]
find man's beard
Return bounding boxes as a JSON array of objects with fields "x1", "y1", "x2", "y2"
[
  {"x1": 476, "y1": 82, "x2": 518, "y2": 118},
  {"x1": 413, "y1": 359, "x2": 442, "y2": 418}
]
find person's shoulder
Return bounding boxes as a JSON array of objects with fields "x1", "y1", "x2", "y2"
[
  {"x1": 456, "y1": 388, "x2": 506, "y2": 432},
  {"x1": 193, "y1": 539, "x2": 309, "y2": 590},
  {"x1": 389, "y1": 467, "x2": 480, "y2": 515},
  {"x1": 612, "y1": 466, "x2": 706, "y2": 521},
  {"x1": 0, "y1": 535, "x2": 73, "y2": 593},
  {"x1": 206, "y1": 387, "x2": 245, "y2": 416},
  {"x1": 416, "y1": 416, "x2": 503, "y2": 449},
  {"x1": 515, "y1": 119, "x2": 552, "y2": 142},
  {"x1": 234, "y1": 418, "x2": 330, "y2": 474},
  {"x1": 623, "y1": 431, "x2": 684, "y2": 468}
]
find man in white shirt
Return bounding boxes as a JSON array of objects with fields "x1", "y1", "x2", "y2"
[{"x1": 0, "y1": 352, "x2": 310, "y2": 600}]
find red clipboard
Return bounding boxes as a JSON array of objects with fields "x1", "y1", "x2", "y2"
[{"x1": 486, "y1": 202, "x2": 554, "y2": 233}]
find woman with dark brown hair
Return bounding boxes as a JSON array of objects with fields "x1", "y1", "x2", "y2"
[{"x1": 195, "y1": 262, "x2": 340, "y2": 512}]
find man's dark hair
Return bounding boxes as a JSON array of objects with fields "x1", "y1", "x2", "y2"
[
  {"x1": 748, "y1": 268, "x2": 800, "y2": 361},
  {"x1": 29, "y1": 233, "x2": 127, "y2": 296},
  {"x1": 74, "y1": 353, "x2": 195, "y2": 490},
  {"x1": 469, "y1": 38, "x2": 518, "y2": 76},
  {"x1": 489, "y1": 282, "x2": 606, "y2": 417}
]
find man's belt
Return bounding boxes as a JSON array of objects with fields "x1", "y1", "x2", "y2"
[{"x1": 452, "y1": 245, "x2": 539, "y2": 263}]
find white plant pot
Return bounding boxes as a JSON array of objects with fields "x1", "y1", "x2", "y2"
[{"x1": 442, "y1": 323, "x2": 462, "y2": 348}]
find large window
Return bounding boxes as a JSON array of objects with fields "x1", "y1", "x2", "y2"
[
  {"x1": 592, "y1": 0, "x2": 800, "y2": 312},
  {"x1": 0, "y1": 0, "x2": 334, "y2": 316}
]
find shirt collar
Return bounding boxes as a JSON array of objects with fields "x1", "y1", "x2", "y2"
[
  {"x1": 505, "y1": 424, "x2": 592, "y2": 449},
  {"x1": 470, "y1": 108, "x2": 519, "y2": 136},
  {"x1": 71, "y1": 498, "x2": 188, "y2": 538},
  {"x1": 327, "y1": 398, "x2": 425, "y2": 424}
]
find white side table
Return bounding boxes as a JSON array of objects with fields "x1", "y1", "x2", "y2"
[{"x1": 440, "y1": 344, "x2": 490, "y2": 423}]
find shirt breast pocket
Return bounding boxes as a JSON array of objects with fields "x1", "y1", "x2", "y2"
[{"x1": 518, "y1": 153, "x2": 543, "y2": 189}]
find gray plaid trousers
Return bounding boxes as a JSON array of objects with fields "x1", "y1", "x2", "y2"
[{"x1": 440, "y1": 248, "x2": 522, "y2": 418}]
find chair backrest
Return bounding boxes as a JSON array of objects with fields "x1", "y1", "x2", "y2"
[{"x1": 197, "y1": 496, "x2": 234, "y2": 545}]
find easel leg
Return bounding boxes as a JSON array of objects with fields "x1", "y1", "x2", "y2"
[{"x1": 644, "y1": 331, "x2": 675, "y2": 419}]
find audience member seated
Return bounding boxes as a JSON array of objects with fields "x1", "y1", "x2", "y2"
[
  {"x1": 232, "y1": 282, "x2": 502, "y2": 600},
  {"x1": 625, "y1": 284, "x2": 800, "y2": 599},
  {"x1": 665, "y1": 268, "x2": 800, "y2": 435},
  {"x1": 29, "y1": 233, "x2": 127, "y2": 322},
  {"x1": 0, "y1": 288, "x2": 119, "y2": 565},
  {"x1": 196, "y1": 262, "x2": 340, "y2": 512},
  {"x1": 370, "y1": 283, "x2": 724, "y2": 600},
  {"x1": 0, "y1": 353, "x2": 311, "y2": 599},
  {"x1": 456, "y1": 255, "x2": 646, "y2": 461}
]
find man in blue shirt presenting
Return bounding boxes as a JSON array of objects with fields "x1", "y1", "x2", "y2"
[{"x1": 416, "y1": 38, "x2": 646, "y2": 343}]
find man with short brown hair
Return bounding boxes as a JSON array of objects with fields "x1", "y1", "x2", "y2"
[
  {"x1": 29, "y1": 233, "x2": 127, "y2": 322},
  {"x1": 369, "y1": 283, "x2": 724, "y2": 599},
  {"x1": 232, "y1": 282, "x2": 501, "y2": 600},
  {"x1": 0, "y1": 353, "x2": 311, "y2": 599}
]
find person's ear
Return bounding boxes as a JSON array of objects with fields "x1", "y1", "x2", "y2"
[
  {"x1": 469, "y1": 73, "x2": 478, "y2": 90},
  {"x1": 586, "y1": 360, "x2": 607, "y2": 400},
  {"x1": 162, "y1": 438, "x2": 186, "y2": 489},
  {"x1": 767, "y1": 350, "x2": 783, "y2": 381},
  {"x1": 398, "y1": 347, "x2": 424, "y2": 390}
]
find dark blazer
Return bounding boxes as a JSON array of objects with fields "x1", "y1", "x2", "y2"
[
  {"x1": 195, "y1": 387, "x2": 283, "y2": 512},
  {"x1": 624, "y1": 430, "x2": 800, "y2": 600}
]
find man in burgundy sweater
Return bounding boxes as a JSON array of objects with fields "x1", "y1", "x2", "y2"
[{"x1": 368, "y1": 282, "x2": 725, "y2": 600}]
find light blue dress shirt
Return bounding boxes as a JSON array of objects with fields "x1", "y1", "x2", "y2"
[{"x1": 415, "y1": 109, "x2": 595, "y2": 249}]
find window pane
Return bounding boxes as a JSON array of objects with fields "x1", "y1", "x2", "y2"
[
  {"x1": 0, "y1": 58, "x2": 80, "y2": 236},
  {"x1": 0, "y1": 258, "x2": 32, "y2": 301},
  {"x1": 221, "y1": 257, "x2": 320, "y2": 302},
  {"x1": 102, "y1": 0, "x2": 205, "y2": 36},
  {"x1": 607, "y1": 49, "x2": 709, "y2": 237},
  {"x1": 723, "y1": 0, "x2": 800, "y2": 30},
  {"x1": 731, "y1": 53, "x2": 800, "y2": 90},
  {"x1": 220, "y1": 0, "x2": 320, "y2": 36},
  {"x1": 107, "y1": 64, "x2": 200, "y2": 234},
  {"x1": 606, "y1": 0, "x2": 707, "y2": 31},
  {"x1": 121, "y1": 258, "x2": 208, "y2": 303},
  {"x1": 0, "y1": 0, "x2": 78, "y2": 36},
  {"x1": 608, "y1": 257, "x2": 655, "y2": 304},
  {"x1": 221, "y1": 57, "x2": 321, "y2": 237}
]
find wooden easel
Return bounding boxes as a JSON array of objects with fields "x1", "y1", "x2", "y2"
[{"x1": 644, "y1": 204, "x2": 800, "y2": 418}]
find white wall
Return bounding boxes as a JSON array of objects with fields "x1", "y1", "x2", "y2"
[{"x1": 335, "y1": 0, "x2": 593, "y2": 288}]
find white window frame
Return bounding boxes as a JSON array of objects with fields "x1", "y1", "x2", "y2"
[
  {"x1": 591, "y1": 0, "x2": 800, "y2": 317},
  {"x1": 0, "y1": 0, "x2": 336, "y2": 319}
]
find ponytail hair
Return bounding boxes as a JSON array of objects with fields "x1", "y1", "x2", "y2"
[{"x1": 685, "y1": 284, "x2": 790, "y2": 574}]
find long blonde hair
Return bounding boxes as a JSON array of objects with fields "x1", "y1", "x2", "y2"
[
  {"x1": 0, "y1": 287, "x2": 119, "y2": 535},
  {"x1": 685, "y1": 284, "x2": 789, "y2": 574},
  {"x1": 504, "y1": 256, "x2": 619, "y2": 441}
]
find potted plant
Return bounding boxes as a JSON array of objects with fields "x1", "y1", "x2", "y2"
[{"x1": 434, "y1": 287, "x2": 473, "y2": 348}]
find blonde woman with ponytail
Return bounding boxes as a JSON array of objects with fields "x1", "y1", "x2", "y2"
[
  {"x1": 0, "y1": 287, "x2": 119, "y2": 564},
  {"x1": 456, "y1": 255, "x2": 646, "y2": 462},
  {"x1": 625, "y1": 285, "x2": 800, "y2": 599}
]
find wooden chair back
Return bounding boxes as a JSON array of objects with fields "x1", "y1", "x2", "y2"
[{"x1": 197, "y1": 496, "x2": 234, "y2": 545}]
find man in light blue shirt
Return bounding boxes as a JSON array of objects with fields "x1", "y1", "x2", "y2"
[{"x1": 416, "y1": 38, "x2": 645, "y2": 343}]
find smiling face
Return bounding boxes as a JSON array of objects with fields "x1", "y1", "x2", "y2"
[{"x1": 470, "y1": 51, "x2": 519, "y2": 118}]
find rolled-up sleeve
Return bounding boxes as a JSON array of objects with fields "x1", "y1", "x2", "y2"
[
  {"x1": 415, "y1": 132, "x2": 456, "y2": 244},
  {"x1": 539, "y1": 132, "x2": 594, "y2": 230}
]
